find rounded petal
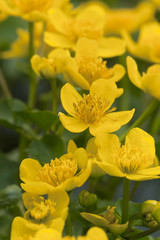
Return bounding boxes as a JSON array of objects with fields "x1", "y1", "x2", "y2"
[
  {"x1": 49, "y1": 218, "x2": 65, "y2": 234},
  {"x1": 126, "y1": 173, "x2": 160, "y2": 181},
  {"x1": 67, "y1": 140, "x2": 77, "y2": 153},
  {"x1": 44, "y1": 32, "x2": 74, "y2": 49},
  {"x1": 98, "y1": 37, "x2": 126, "y2": 58},
  {"x1": 138, "y1": 166, "x2": 160, "y2": 176},
  {"x1": 90, "y1": 109, "x2": 135, "y2": 135},
  {"x1": 90, "y1": 78, "x2": 117, "y2": 110},
  {"x1": 76, "y1": 37, "x2": 99, "y2": 58},
  {"x1": 60, "y1": 83, "x2": 82, "y2": 116},
  {"x1": 95, "y1": 133, "x2": 120, "y2": 164},
  {"x1": 81, "y1": 212, "x2": 109, "y2": 228},
  {"x1": 86, "y1": 227, "x2": 109, "y2": 240},
  {"x1": 20, "y1": 158, "x2": 42, "y2": 183},
  {"x1": 86, "y1": 137, "x2": 98, "y2": 155},
  {"x1": 95, "y1": 162, "x2": 124, "y2": 177},
  {"x1": 125, "y1": 128, "x2": 155, "y2": 159},
  {"x1": 59, "y1": 113, "x2": 88, "y2": 133},
  {"x1": 116, "y1": 88, "x2": 124, "y2": 98},
  {"x1": 127, "y1": 56, "x2": 143, "y2": 89},
  {"x1": 31, "y1": 55, "x2": 41, "y2": 76},
  {"x1": 108, "y1": 222, "x2": 128, "y2": 235},
  {"x1": 142, "y1": 74, "x2": 160, "y2": 100},
  {"x1": 21, "y1": 182, "x2": 54, "y2": 195},
  {"x1": 109, "y1": 64, "x2": 126, "y2": 83},
  {"x1": 74, "y1": 148, "x2": 89, "y2": 169},
  {"x1": 34, "y1": 228, "x2": 61, "y2": 240}
]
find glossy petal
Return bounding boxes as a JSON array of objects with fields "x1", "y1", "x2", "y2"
[
  {"x1": 59, "y1": 113, "x2": 88, "y2": 133},
  {"x1": 67, "y1": 140, "x2": 77, "y2": 153},
  {"x1": 60, "y1": 83, "x2": 82, "y2": 116},
  {"x1": 126, "y1": 173, "x2": 160, "y2": 181},
  {"x1": 127, "y1": 56, "x2": 142, "y2": 89},
  {"x1": 142, "y1": 74, "x2": 160, "y2": 100},
  {"x1": 44, "y1": 32, "x2": 74, "y2": 49},
  {"x1": 109, "y1": 64, "x2": 126, "y2": 83},
  {"x1": 21, "y1": 181, "x2": 54, "y2": 195},
  {"x1": 76, "y1": 37, "x2": 98, "y2": 58},
  {"x1": 86, "y1": 137, "x2": 97, "y2": 155},
  {"x1": 116, "y1": 88, "x2": 124, "y2": 98},
  {"x1": 95, "y1": 162, "x2": 124, "y2": 177},
  {"x1": 34, "y1": 228, "x2": 61, "y2": 240},
  {"x1": 125, "y1": 128, "x2": 155, "y2": 159},
  {"x1": 20, "y1": 158, "x2": 41, "y2": 183},
  {"x1": 138, "y1": 166, "x2": 160, "y2": 176},
  {"x1": 81, "y1": 212, "x2": 110, "y2": 227},
  {"x1": 86, "y1": 227, "x2": 109, "y2": 240}
]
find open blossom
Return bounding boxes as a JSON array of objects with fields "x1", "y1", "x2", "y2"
[
  {"x1": 122, "y1": 22, "x2": 160, "y2": 63},
  {"x1": 59, "y1": 79, "x2": 134, "y2": 136},
  {"x1": 20, "y1": 141, "x2": 91, "y2": 194},
  {"x1": 45, "y1": 4, "x2": 126, "y2": 58},
  {"x1": 95, "y1": 128, "x2": 160, "y2": 181},
  {"x1": 127, "y1": 56, "x2": 160, "y2": 100}
]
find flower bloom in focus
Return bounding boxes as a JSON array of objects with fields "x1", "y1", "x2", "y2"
[
  {"x1": 95, "y1": 128, "x2": 160, "y2": 181},
  {"x1": 20, "y1": 141, "x2": 91, "y2": 194},
  {"x1": 127, "y1": 56, "x2": 160, "y2": 100},
  {"x1": 45, "y1": 4, "x2": 126, "y2": 58},
  {"x1": 59, "y1": 79, "x2": 135, "y2": 136},
  {"x1": 122, "y1": 22, "x2": 160, "y2": 63}
]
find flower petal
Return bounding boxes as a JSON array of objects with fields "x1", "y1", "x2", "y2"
[
  {"x1": 60, "y1": 83, "x2": 82, "y2": 116},
  {"x1": 20, "y1": 158, "x2": 42, "y2": 183},
  {"x1": 138, "y1": 166, "x2": 160, "y2": 176},
  {"x1": 21, "y1": 182, "x2": 54, "y2": 195},
  {"x1": 109, "y1": 64, "x2": 126, "y2": 83},
  {"x1": 127, "y1": 56, "x2": 143, "y2": 89},
  {"x1": 76, "y1": 37, "x2": 98, "y2": 58},
  {"x1": 86, "y1": 227, "x2": 109, "y2": 240},
  {"x1": 126, "y1": 173, "x2": 160, "y2": 181},
  {"x1": 59, "y1": 113, "x2": 88, "y2": 133},
  {"x1": 86, "y1": 137, "x2": 98, "y2": 155},
  {"x1": 125, "y1": 128, "x2": 155, "y2": 159},
  {"x1": 44, "y1": 32, "x2": 74, "y2": 49},
  {"x1": 142, "y1": 73, "x2": 160, "y2": 100},
  {"x1": 95, "y1": 162, "x2": 124, "y2": 177},
  {"x1": 81, "y1": 212, "x2": 109, "y2": 228},
  {"x1": 67, "y1": 140, "x2": 77, "y2": 153}
]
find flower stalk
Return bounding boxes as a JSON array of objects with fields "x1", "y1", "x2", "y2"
[{"x1": 122, "y1": 178, "x2": 130, "y2": 224}]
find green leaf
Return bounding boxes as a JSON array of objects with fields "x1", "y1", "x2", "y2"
[
  {"x1": 0, "y1": 185, "x2": 22, "y2": 208},
  {"x1": 26, "y1": 134, "x2": 64, "y2": 163}
]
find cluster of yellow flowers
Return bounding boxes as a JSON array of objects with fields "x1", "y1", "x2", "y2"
[{"x1": 1, "y1": 0, "x2": 160, "y2": 239}]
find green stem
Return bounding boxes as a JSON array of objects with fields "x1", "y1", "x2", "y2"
[
  {"x1": 122, "y1": 178, "x2": 130, "y2": 224},
  {"x1": 50, "y1": 79, "x2": 57, "y2": 114},
  {"x1": 88, "y1": 177, "x2": 98, "y2": 193},
  {"x1": 66, "y1": 210, "x2": 72, "y2": 236},
  {"x1": 120, "y1": 98, "x2": 159, "y2": 143},
  {"x1": 129, "y1": 181, "x2": 141, "y2": 200},
  {"x1": 28, "y1": 22, "x2": 34, "y2": 59},
  {"x1": 127, "y1": 224, "x2": 160, "y2": 240},
  {"x1": 0, "y1": 69, "x2": 12, "y2": 99}
]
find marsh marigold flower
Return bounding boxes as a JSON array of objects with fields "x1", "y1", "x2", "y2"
[
  {"x1": 45, "y1": 4, "x2": 126, "y2": 58},
  {"x1": 95, "y1": 128, "x2": 160, "y2": 181},
  {"x1": 20, "y1": 141, "x2": 91, "y2": 194},
  {"x1": 81, "y1": 206, "x2": 128, "y2": 235},
  {"x1": 127, "y1": 56, "x2": 160, "y2": 100},
  {"x1": 59, "y1": 79, "x2": 134, "y2": 136},
  {"x1": 122, "y1": 22, "x2": 160, "y2": 63}
]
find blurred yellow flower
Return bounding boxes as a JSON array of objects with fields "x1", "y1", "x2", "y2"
[
  {"x1": 104, "y1": 1, "x2": 154, "y2": 35},
  {"x1": 95, "y1": 128, "x2": 160, "y2": 181},
  {"x1": 45, "y1": 4, "x2": 126, "y2": 58},
  {"x1": 34, "y1": 226, "x2": 109, "y2": 240},
  {"x1": 20, "y1": 141, "x2": 91, "y2": 194},
  {"x1": 127, "y1": 56, "x2": 160, "y2": 100},
  {"x1": 81, "y1": 206, "x2": 128, "y2": 235},
  {"x1": 11, "y1": 216, "x2": 64, "y2": 240},
  {"x1": 59, "y1": 79, "x2": 134, "y2": 136},
  {"x1": 122, "y1": 22, "x2": 160, "y2": 63},
  {"x1": 0, "y1": 0, "x2": 72, "y2": 21}
]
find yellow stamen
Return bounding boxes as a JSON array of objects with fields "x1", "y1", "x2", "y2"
[
  {"x1": 73, "y1": 94, "x2": 116, "y2": 124},
  {"x1": 17, "y1": 234, "x2": 33, "y2": 240},
  {"x1": 76, "y1": 57, "x2": 114, "y2": 85},
  {"x1": 112, "y1": 143, "x2": 153, "y2": 174},
  {"x1": 30, "y1": 196, "x2": 56, "y2": 221},
  {"x1": 102, "y1": 206, "x2": 118, "y2": 224},
  {"x1": 38, "y1": 153, "x2": 77, "y2": 186}
]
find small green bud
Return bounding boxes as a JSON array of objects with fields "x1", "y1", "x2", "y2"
[
  {"x1": 79, "y1": 190, "x2": 97, "y2": 208},
  {"x1": 0, "y1": 185, "x2": 22, "y2": 208},
  {"x1": 152, "y1": 202, "x2": 160, "y2": 224},
  {"x1": 141, "y1": 200, "x2": 158, "y2": 228}
]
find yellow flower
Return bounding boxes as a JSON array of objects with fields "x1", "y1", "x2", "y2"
[
  {"x1": 81, "y1": 206, "x2": 128, "y2": 235},
  {"x1": 11, "y1": 216, "x2": 64, "y2": 240},
  {"x1": 127, "y1": 56, "x2": 160, "y2": 100},
  {"x1": 1, "y1": 24, "x2": 42, "y2": 59},
  {"x1": 59, "y1": 79, "x2": 135, "y2": 136},
  {"x1": 31, "y1": 48, "x2": 70, "y2": 80},
  {"x1": 61, "y1": 37, "x2": 125, "y2": 96},
  {"x1": 20, "y1": 141, "x2": 91, "y2": 194},
  {"x1": 152, "y1": 0, "x2": 160, "y2": 9},
  {"x1": 104, "y1": 1, "x2": 154, "y2": 35},
  {"x1": 122, "y1": 22, "x2": 160, "y2": 63},
  {"x1": 34, "y1": 227, "x2": 109, "y2": 240},
  {"x1": 45, "y1": 4, "x2": 126, "y2": 58},
  {"x1": 95, "y1": 127, "x2": 160, "y2": 181}
]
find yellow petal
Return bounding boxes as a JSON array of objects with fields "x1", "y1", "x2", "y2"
[
  {"x1": 21, "y1": 181, "x2": 54, "y2": 195},
  {"x1": 127, "y1": 56, "x2": 142, "y2": 89},
  {"x1": 86, "y1": 227, "x2": 109, "y2": 240},
  {"x1": 90, "y1": 78, "x2": 117, "y2": 110},
  {"x1": 59, "y1": 113, "x2": 88, "y2": 133},
  {"x1": 31, "y1": 55, "x2": 41, "y2": 76},
  {"x1": 34, "y1": 228, "x2": 61, "y2": 240},
  {"x1": 98, "y1": 37, "x2": 126, "y2": 58},
  {"x1": 125, "y1": 128, "x2": 155, "y2": 159},
  {"x1": 126, "y1": 173, "x2": 160, "y2": 181},
  {"x1": 109, "y1": 64, "x2": 126, "y2": 83},
  {"x1": 95, "y1": 133, "x2": 120, "y2": 164},
  {"x1": 138, "y1": 166, "x2": 160, "y2": 176},
  {"x1": 95, "y1": 162, "x2": 124, "y2": 177},
  {"x1": 142, "y1": 74, "x2": 160, "y2": 100},
  {"x1": 116, "y1": 88, "x2": 124, "y2": 98},
  {"x1": 90, "y1": 109, "x2": 135, "y2": 135},
  {"x1": 49, "y1": 218, "x2": 65, "y2": 234},
  {"x1": 86, "y1": 137, "x2": 97, "y2": 155},
  {"x1": 20, "y1": 158, "x2": 42, "y2": 183},
  {"x1": 81, "y1": 212, "x2": 109, "y2": 227},
  {"x1": 76, "y1": 37, "x2": 98, "y2": 58},
  {"x1": 107, "y1": 222, "x2": 128, "y2": 235},
  {"x1": 67, "y1": 140, "x2": 77, "y2": 153},
  {"x1": 74, "y1": 148, "x2": 89, "y2": 169},
  {"x1": 44, "y1": 32, "x2": 74, "y2": 48},
  {"x1": 60, "y1": 83, "x2": 82, "y2": 116}
]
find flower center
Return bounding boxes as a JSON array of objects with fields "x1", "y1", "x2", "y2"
[
  {"x1": 112, "y1": 143, "x2": 154, "y2": 174},
  {"x1": 102, "y1": 206, "x2": 118, "y2": 224},
  {"x1": 76, "y1": 57, "x2": 114, "y2": 85},
  {"x1": 66, "y1": 19, "x2": 103, "y2": 41},
  {"x1": 17, "y1": 234, "x2": 33, "y2": 240},
  {"x1": 11, "y1": 0, "x2": 53, "y2": 13},
  {"x1": 30, "y1": 196, "x2": 56, "y2": 221},
  {"x1": 73, "y1": 94, "x2": 116, "y2": 124},
  {"x1": 38, "y1": 153, "x2": 77, "y2": 186}
]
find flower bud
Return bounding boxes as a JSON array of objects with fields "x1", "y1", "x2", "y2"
[
  {"x1": 141, "y1": 200, "x2": 158, "y2": 228},
  {"x1": 79, "y1": 190, "x2": 97, "y2": 208},
  {"x1": 152, "y1": 202, "x2": 160, "y2": 224},
  {"x1": 141, "y1": 200, "x2": 158, "y2": 215}
]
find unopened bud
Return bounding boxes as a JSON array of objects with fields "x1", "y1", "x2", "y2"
[
  {"x1": 79, "y1": 190, "x2": 97, "y2": 208},
  {"x1": 141, "y1": 200, "x2": 158, "y2": 228},
  {"x1": 152, "y1": 202, "x2": 160, "y2": 224}
]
